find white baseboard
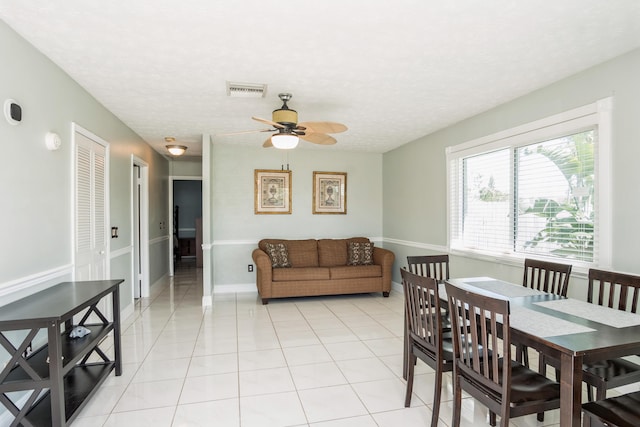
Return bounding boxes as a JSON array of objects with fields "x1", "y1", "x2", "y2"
[
  {"x1": 213, "y1": 283, "x2": 256, "y2": 294},
  {"x1": 148, "y1": 273, "x2": 169, "y2": 298},
  {"x1": 120, "y1": 301, "x2": 134, "y2": 323},
  {"x1": 391, "y1": 280, "x2": 402, "y2": 293}
]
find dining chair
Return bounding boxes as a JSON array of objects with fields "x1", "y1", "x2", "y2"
[
  {"x1": 406, "y1": 254, "x2": 450, "y2": 281},
  {"x1": 445, "y1": 281, "x2": 561, "y2": 427},
  {"x1": 519, "y1": 258, "x2": 572, "y2": 366},
  {"x1": 582, "y1": 389, "x2": 640, "y2": 427},
  {"x1": 401, "y1": 268, "x2": 453, "y2": 427},
  {"x1": 583, "y1": 268, "x2": 640, "y2": 401},
  {"x1": 522, "y1": 258, "x2": 572, "y2": 297},
  {"x1": 403, "y1": 255, "x2": 451, "y2": 379}
]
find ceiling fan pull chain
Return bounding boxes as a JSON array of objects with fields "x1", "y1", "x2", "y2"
[{"x1": 280, "y1": 151, "x2": 291, "y2": 170}]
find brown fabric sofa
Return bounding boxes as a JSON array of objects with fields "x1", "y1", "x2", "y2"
[{"x1": 252, "y1": 237, "x2": 395, "y2": 304}]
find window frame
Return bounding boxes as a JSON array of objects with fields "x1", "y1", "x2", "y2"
[{"x1": 446, "y1": 97, "x2": 612, "y2": 270}]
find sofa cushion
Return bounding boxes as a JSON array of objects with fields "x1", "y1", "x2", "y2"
[
  {"x1": 272, "y1": 267, "x2": 331, "y2": 282},
  {"x1": 260, "y1": 239, "x2": 319, "y2": 267},
  {"x1": 347, "y1": 242, "x2": 374, "y2": 265},
  {"x1": 318, "y1": 239, "x2": 348, "y2": 267},
  {"x1": 330, "y1": 265, "x2": 382, "y2": 280},
  {"x1": 264, "y1": 242, "x2": 291, "y2": 268}
]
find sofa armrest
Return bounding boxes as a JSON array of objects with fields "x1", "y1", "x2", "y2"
[
  {"x1": 373, "y1": 247, "x2": 395, "y2": 293},
  {"x1": 252, "y1": 248, "x2": 273, "y2": 303}
]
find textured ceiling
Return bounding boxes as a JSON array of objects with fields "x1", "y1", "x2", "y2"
[{"x1": 2, "y1": 1, "x2": 640, "y2": 158}]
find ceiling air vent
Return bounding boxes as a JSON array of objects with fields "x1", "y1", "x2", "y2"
[{"x1": 226, "y1": 82, "x2": 267, "y2": 98}]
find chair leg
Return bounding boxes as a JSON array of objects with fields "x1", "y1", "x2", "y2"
[
  {"x1": 596, "y1": 384, "x2": 607, "y2": 401},
  {"x1": 587, "y1": 385, "x2": 594, "y2": 402},
  {"x1": 537, "y1": 355, "x2": 546, "y2": 422},
  {"x1": 452, "y1": 372, "x2": 462, "y2": 427},
  {"x1": 404, "y1": 353, "x2": 415, "y2": 407},
  {"x1": 500, "y1": 405, "x2": 510, "y2": 427},
  {"x1": 489, "y1": 411, "x2": 496, "y2": 426},
  {"x1": 431, "y1": 365, "x2": 443, "y2": 427},
  {"x1": 403, "y1": 312, "x2": 409, "y2": 380}
]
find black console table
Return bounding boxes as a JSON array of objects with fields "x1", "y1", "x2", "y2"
[{"x1": 0, "y1": 280, "x2": 123, "y2": 427}]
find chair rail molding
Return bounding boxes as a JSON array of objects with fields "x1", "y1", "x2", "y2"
[{"x1": 383, "y1": 237, "x2": 447, "y2": 253}]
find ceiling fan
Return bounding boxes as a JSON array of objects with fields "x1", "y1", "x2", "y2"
[{"x1": 231, "y1": 93, "x2": 347, "y2": 149}]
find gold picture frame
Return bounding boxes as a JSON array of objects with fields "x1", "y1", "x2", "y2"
[
  {"x1": 254, "y1": 169, "x2": 292, "y2": 214},
  {"x1": 313, "y1": 171, "x2": 347, "y2": 214}
]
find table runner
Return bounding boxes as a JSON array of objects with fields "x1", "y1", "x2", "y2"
[
  {"x1": 458, "y1": 278, "x2": 543, "y2": 298},
  {"x1": 510, "y1": 306, "x2": 596, "y2": 337},
  {"x1": 534, "y1": 299, "x2": 640, "y2": 328}
]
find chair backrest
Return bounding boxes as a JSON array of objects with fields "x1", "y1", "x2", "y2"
[
  {"x1": 587, "y1": 268, "x2": 640, "y2": 313},
  {"x1": 401, "y1": 268, "x2": 444, "y2": 360},
  {"x1": 407, "y1": 254, "x2": 450, "y2": 281},
  {"x1": 445, "y1": 282, "x2": 511, "y2": 401},
  {"x1": 523, "y1": 258, "x2": 572, "y2": 296}
]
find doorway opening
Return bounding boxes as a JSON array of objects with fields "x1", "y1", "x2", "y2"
[{"x1": 170, "y1": 178, "x2": 203, "y2": 274}]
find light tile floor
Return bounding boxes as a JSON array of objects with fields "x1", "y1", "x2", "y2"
[{"x1": 73, "y1": 261, "x2": 568, "y2": 426}]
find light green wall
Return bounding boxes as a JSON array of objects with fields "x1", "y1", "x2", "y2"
[
  {"x1": 209, "y1": 143, "x2": 383, "y2": 288},
  {"x1": 0, "y1": 21, "x2": 169, "y2": 308},
  {"x1": 171, "y1": 158, "x2": 203, "y2": 176},
  {"x1": 383, "y1": 48, "x2": 640, "y2": 298}
]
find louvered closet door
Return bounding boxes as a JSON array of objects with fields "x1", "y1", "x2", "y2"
[{"x1": 74, "y1": 131, "x2": 107, "y2": 281}]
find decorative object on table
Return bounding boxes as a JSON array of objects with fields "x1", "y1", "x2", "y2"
[
  {"x1": 312, "y1": 171, "x2": 346, "y2": 214},
  {"x1": 222, "y1": 93, "x2": 347, "y2": 149},
  {"x1": 254, "y1": 169, "x2": 292, "y2": 214},
  {"x1": 69, "y1": 325, "x2": 91, "y2": 338}
]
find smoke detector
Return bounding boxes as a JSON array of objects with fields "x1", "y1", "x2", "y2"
[{"x1": 226, "y1": 82, "x2": 267, "y2": 98}]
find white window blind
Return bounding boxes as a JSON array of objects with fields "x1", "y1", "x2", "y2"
[{"x1": 447, "y1": 98, "x2": 612, "y2": 268}]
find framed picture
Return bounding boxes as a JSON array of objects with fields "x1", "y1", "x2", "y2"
[
  {"x1": 313, "y1": 171, "x2": 347, "y2": 214},
  {"x1": 255, "y1": 169, "x2": 292, "y2": 214}
]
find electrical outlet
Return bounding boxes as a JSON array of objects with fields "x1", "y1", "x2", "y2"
[{"x1": 248, "y1": 264, "x2": 253, "y2": 272}]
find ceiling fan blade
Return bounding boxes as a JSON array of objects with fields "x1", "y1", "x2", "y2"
[
  {"x1": 218, "y1": 128, "x2": 274, "y2": 137},
  {"x1": 252, "y1": 116, "x2": 285, "y2": 129},
  {"x1": 298, "y1": 121, "x2": 347, "y2": 134},
  {"x1": 263, "y1": 137, "x2": 274, "y2": 148},
  {"x1": 300, "y1": 133, "x2": 337, "y2": 145}
]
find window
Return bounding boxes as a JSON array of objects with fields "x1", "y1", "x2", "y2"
[{"x1": 447, "y1": 98, "x2": 611, "y2": 267}]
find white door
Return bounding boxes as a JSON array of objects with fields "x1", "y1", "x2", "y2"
[{"x1": 74, "y1": 128, "x2": 108, "y2": 281}]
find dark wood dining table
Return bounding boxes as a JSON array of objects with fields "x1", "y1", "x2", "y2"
[{"x1": 445, "y1": 277, "x2": 640, "y2": 427}]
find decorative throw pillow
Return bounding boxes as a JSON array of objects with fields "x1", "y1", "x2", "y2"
[
  {"x1": 347, "y1": 242, "x2": 374, "y2": 266},
  {"x1": 264, "y1": 243, "x2": 292, "y2": 268}
]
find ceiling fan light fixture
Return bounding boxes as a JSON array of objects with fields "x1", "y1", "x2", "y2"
[
  {"x1": 271, "y1": 134, "x2": 299, "y2": 149},
  {"x1": 166, "y1": 144, "x2": 187, "y2": 156}
]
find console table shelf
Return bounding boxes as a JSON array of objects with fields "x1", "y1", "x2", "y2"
[{"x1": 0, "y1": 280, "x2": 123, "y2": 427}]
